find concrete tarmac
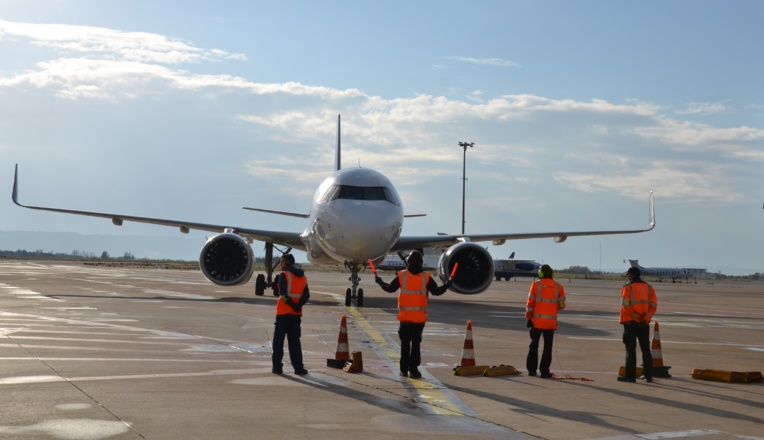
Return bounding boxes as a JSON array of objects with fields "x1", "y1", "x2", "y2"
[{"x1": 0, "y1": 260, "x2": 762, "y2": 440}]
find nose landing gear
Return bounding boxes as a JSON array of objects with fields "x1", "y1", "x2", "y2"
[{"x1": 344, "y1": 261, "x2": 364, "y2": 307}]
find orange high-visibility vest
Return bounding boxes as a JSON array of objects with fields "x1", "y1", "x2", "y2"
[
  {"x1": 525, "y1": 279, "x2": 565, "y2": 330},
  {"x1": 276, "y1": 271, "x2": 307, "y2": 316},
  {"x1": 620, "y1": 281, "x2": 657, "y2": 324},
  {"x1": 397, "y1": 270, "x2": 429, "y2": 323}
]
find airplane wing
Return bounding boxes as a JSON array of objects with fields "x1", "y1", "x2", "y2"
[
  {"x1": 11, "y1": 165, "x2": 306, "y2": 250},
  {"x1": 392, "y1": 191, "x2": 655, "y2": 251}
]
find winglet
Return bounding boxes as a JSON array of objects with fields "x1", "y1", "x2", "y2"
[
  {"x1": 12, "y1": 164, "x2": 21, "y2": 206},
  {"x1": 646, "y1": 191, "x2": 655, "y2": 231},
  {"x1": 335, "y1": 114, "x2": 341, "y2": 172}
]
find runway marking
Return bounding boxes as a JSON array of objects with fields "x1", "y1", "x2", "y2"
[
  {"x1": 592, "y1": 429, "x2": 764, "y2": 440},
  {"x1": 333, "y1": 293, "x2": 476, "y2": 417},
  {"x1": 7, "y1": 335, "x2": 206, "y2": 347},
  {"x1": 0, "y1": 419, "x2": 131, "y2": 440},
  {"x1": 0, "y1": 368, "x2": 270, "y2": 385},
  {"x1": 567, "y1": 337, "x2": 764, "y2": 348},
  {"x1": 0, "y1": 357, "x2": 256, "y2": 363},
  {"x1": 143, "y1": 289, "x2": 215, "y2": 300}
]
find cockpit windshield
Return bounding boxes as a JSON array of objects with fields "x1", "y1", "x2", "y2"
[{"x1": 320, "y1": 185, "x2": 400, "y2": 206}]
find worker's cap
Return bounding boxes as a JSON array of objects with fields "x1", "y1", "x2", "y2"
[{"x1": 626, "y1": 266, "x2": 640, "y2": 277}]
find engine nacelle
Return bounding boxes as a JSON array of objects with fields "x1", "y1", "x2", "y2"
[
  {"x1": 199, "y1": 231, "x2": 254, "y2": 286},
  {"x1": 437, "y1": 242, "x2": 495, "y2": 295}
]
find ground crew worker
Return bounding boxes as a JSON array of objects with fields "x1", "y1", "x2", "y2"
[
  {"x1": 618, "y1": 266, "x2": 657, "y2": 383},
  {"x1": 272, "y1": 254, "x2": 310, "y2": 375},
  {"x1": 525, "y1": 264, "x2": 566, "y2": 378},
  {"x1": 375, "y1": 251, "x2": 451, "y2": 379}
]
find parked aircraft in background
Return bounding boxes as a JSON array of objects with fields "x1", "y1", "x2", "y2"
[
  {"x1": 376, "y1": 248, "x2": 440, "y2": 272},
  {"x1": 493, "y1": 252, "x2": 541, "y2": 281},
  {"x1": 626, "y1": 259, "x2": 693, "y2": 283},
  {"x1": 12, "y1": 115, "x2": 656, "y2": 307}
]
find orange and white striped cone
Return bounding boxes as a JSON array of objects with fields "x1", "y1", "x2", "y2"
[
  {"x1": 326, "y1": 314, "x2": 350, "y2": 368},
  {"x1": 460, "y1": 320, "x2": 476, "y2": 367},
  {"x1": 650, "y1": 321, "x2": 671, "y2": 378},
  {"x1": 453, "y1": 320, "x2": 489, "y2": 376}
]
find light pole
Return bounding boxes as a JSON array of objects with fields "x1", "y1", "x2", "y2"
[{"x1": 458, "y1": 141, "x2": 474, "y2": 234}]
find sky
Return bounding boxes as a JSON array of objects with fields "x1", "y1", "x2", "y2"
[{"x1": 0, "y1": 0, "x2": 762, "y2": 275}]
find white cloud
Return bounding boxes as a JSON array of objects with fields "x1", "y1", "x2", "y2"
[
  {"x1": 446, "y1": 56, "x2": 519, "y2": 68},
  {"x1": 0, "y1": 19, "x2": 245, "y2": 64},
  {"x1": 672, "y1": 102, "x2": 728, "y2": 115}
]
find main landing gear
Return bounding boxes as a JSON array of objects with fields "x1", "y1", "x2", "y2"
[{"x1": 344, "y1": 261, "x2": 364, "y2": 307}]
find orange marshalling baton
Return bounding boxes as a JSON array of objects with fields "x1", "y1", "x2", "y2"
[
  {"x1": 368, "y1": 259, "x2": 378, "y2": 276},
  {"x1": 450, "y1": 263, "x2": 459, "y2": 280}
]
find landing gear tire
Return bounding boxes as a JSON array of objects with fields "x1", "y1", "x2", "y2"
[
  {"x1": 255, "y1": 274, "x2": 266, "y2": 296},
  {"x1": 345, "y1": 288, "x2": 352, "y2": 307},
  {"x1": 357, "y1": 288, "x2": 364, "y2": 307}
]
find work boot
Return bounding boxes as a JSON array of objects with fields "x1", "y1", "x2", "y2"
[
  {"x1": 617, "y1": 376, "x2": 636, "y2": 383},
  {"x1": 409, "y1": 369, "x2": 422, "y2": 379}
]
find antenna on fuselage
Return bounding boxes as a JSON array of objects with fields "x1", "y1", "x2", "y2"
[{"x1": 335, "y1": 114, "x2": 341, "y2": 171}]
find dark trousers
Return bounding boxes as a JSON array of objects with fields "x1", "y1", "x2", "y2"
[
  {"x1": 622, "y1": 322, "x2": 653, "y2": 379},
  {"x1": 398, "y1": 322, "x2": 425, "y2": 374},
  {"x1": 527, "y1": 327, "x2": 555, "y2": 375},
  {"x1": 272, "y1": 314, "x2": 304, "y2": 371}
]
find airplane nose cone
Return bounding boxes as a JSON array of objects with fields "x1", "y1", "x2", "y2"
[
  {"x1": 335, "y1": 205, "x2": 401, "y2": 258},
  {"x1": 314, "y1": 201, "x2": 402, "y2": 262}
]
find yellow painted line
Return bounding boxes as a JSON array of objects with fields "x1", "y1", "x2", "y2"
[{"x1": 343, "y1": 303, "x2": 474, "y2": 416}]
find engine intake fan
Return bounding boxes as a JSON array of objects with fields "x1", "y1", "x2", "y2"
[
  {"x1": 199, "y1": 231, "x2": 254, "y2": 286},
  {"x1": 437, "y1": 242, "x2": 494, "y2": 294}
]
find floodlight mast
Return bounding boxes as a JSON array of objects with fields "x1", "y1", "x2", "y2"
[{"x1": 458, "y1": 141, "x2": 474, "y2": 235}]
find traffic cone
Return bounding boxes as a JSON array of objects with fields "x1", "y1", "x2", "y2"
[
  {"x1": 460, "y1": 320, "x2": 476, "y2": 367},
  {"x1": 453, "y1": 320, "x2": 488, "y2": 376},
  {"x1": 651, "y1": 321, "x2": 671, "y2": 378},
  {"x1": 326, "y1": 314, "x2": 350, "y2": 368}
]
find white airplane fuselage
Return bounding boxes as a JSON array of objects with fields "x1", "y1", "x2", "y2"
[
  {"x1": 301, "y1": 167, "x2": 403, "y2": 265},
  {"x1": 628, "y1": 259, "x2": 687, "y2": 280}
]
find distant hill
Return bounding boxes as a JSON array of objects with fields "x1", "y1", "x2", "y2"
[{"x1": 0, "y1": 230, "x2": 201, "y2": 261}]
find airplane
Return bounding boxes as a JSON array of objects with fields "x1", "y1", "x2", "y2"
[
  {"x1": 493, "y1": 252, "x2": 541, "y2": 281},
  {"x1": 376, "y1": 248, "x2": 440, "y2": 271},
  {"x1": 626, "y1": 259, "x2": 692, "y2": 283},
  {"x1": 11, "y1": 115, "x2": 656, "y2": 307}
]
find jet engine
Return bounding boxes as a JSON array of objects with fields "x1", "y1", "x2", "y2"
[
  {"x1": 199, "y1": 230, "x2": 254, "y2": 286},
  {"x1": 437, "y1": 241, "x2": 495, "y2": 295}
]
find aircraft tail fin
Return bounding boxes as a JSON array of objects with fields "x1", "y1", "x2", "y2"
[{"x1": 335, "y1": 114, "x2": 341, "y2": 172}]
